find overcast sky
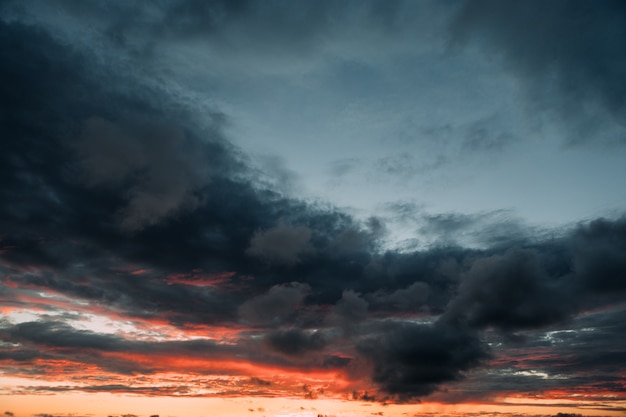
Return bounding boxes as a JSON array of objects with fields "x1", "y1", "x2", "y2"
[{"x1": 1, "y1": 1, "x2": 626, "y2": 417}]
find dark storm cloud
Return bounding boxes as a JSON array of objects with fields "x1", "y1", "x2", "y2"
[
  {"x1": 0, "y1": 17, "x2": 241, "y2": 261},
  {"x1": 435, "y1": 217, "x2": 626, "y2": 334},
  {"x1": 569, "y1": 217, "x2": 626, "y2": 294},
  {"x1": 264, "y1": 328, "x2": 326, "y2": 357},
  {"x1": 443, "y1": 248, "x2": 575, "y2": 331},
  {"x1": 356, "y1": 322, "x2": 488, "y2": 400},
  {"x1": 451, "y1": 0, "x2": 626, "y2": 145}
]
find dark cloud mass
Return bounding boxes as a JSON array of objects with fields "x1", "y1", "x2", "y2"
[
  {"x1": 0, "y1": 0, "x2": 625, "y2": 411},
  {"x1": 74, "y1": 116, "x2": 211, "y2": 232},
  {"x1": 443, "y1": 248, "x2": 575, "y2": 331},
  {"x1": 570, "y1": 217, "x2": 626, "y2": 293},
  {"x1": 264, "y1": 328, "x2": 326, "y2": 357},
  {"x1": 357, "y1": 322, "x2": 488, "y2": 399}
]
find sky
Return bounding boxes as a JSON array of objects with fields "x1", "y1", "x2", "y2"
[{"x1": 1, "y1": 1, "x2": 626, "y2": 417}]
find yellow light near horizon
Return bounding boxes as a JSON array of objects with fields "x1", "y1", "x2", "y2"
[{"x1": 3, "y1": 392, "x2": 625, "y2": 417}]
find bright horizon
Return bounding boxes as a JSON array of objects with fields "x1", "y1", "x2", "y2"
[
  {"x1": 2, "y1": 1, "x2": 626, "y2": 417},
  {"x1": 4, "y1": 392, "x2": 626, "y2": 417}
]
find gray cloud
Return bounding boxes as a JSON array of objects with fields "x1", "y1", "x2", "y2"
[
  {"x1": 238, "y1": 282, "x2": 311, "y2": 326},
  {"x1": 451, "y1": 0, "x2": 626, "y2": 145},
  {"x1": 368, "y1": 281, "x2": 429, "y2": 312},
  {"x1": 375, "y1": 152, "x2": 447, "y2": 180},
  {"x1": 249, "y1": 154, "x2": 300, "y2": 195},
  {"x1": 418, "y1": 210, "x2": 534, "y2": 248},
  {"x1": 329, "y1": 217, "x2": 385, "y2": 255},
  {"x1": 329, "y1": 158, "x2": 360, "y2": 178},
  {"x1": 246, "y1": 221, "x2": 313, "y2": 265},
  {"x1": 74, "y1": 117, "x2": 210, "y2": 232},
  {"x1": 332, "y1": 290, "x2": 369, "y2": 327}
]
